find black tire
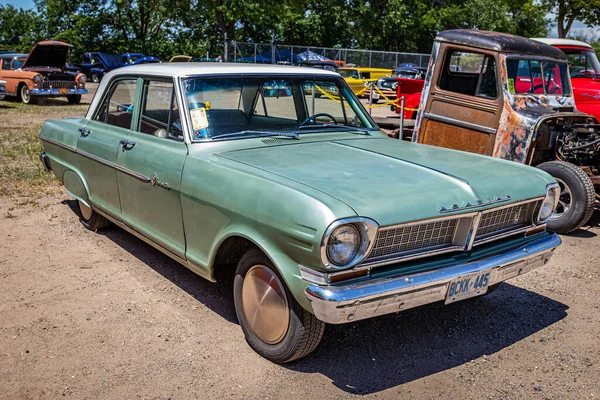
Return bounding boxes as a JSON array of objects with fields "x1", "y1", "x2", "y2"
[
  {"x1": 68, "y1": 94, "x2": 81, "y2": 104},
  {"x1": 77, "y1": 200, "x2": 111, "y2": 231},
  {"x1": 233, "y1": 248, "x2": 325, "y2": 363},
  {"x1": 537, "y1": 161, "x2": 595, "y2": 233},
  {"x1": 370, "y1": 97, "x2": 379, "y2": 104},
  {"x1": 91, "y1": 72, "x2": 100, "y2": 83},
  {"x1": 18, "y1": 84, "x2": 37, "y2": 104}
]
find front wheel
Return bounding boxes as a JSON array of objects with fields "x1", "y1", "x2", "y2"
[
  {"x1": 537, "y1": 161, "x2": 595, "y2": 233},
  {"x1": 18, "y1": 84, "x2": 37, "y2": 104},
  {"x1": 67, "y1": 94, "x2": 81, "y2": 104},
  {"x1": 91, "y1": 72, "x2": 100, "y2": 83},
  {"x1": 233, "y1": 248, "x2": 325, "y2": 363}
]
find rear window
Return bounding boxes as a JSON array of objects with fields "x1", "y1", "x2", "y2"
[{"x1": 506, "y1": 59, "x2": 571, "y2": 96}]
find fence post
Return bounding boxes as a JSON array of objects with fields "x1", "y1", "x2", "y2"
[
  {"x1": 224, "y1": 33, "x2": 229, "y2": 61},
  {"x1": 369, "y1": 52, "x2": 372, "y2": 67},
  {"x1": 399, "y1": 96, "x2": 405, "y2": 140},
  {"x1": 254, "y1": 44, "x2": 257, "y2": 63},
  {"x1": 368, "y1": 82, "x2": 373, "y2": 115}
]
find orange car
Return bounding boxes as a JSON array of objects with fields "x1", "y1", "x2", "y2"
[{"x1": 0, "y1": 41, "x2": 87, "y2": 104}]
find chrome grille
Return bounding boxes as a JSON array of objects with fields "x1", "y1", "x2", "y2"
[
  {"x1": 366, "y1": 218, "x2": 458, "y2": 261},
  {"x1": 41, "y1": 81, "x2": 76, "y2": 89},
  {"x1": 475, "y1": 201, "x2": 538, "y2": 242}
]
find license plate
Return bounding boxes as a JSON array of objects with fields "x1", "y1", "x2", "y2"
[
  {"x1": 59, "y1": 88, "x2": 68, "y2": 94},
  {"x1": 445, "y1": 270, "x2": 491, "y2": 304}
]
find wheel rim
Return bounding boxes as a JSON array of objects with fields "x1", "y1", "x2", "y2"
[
  {"x1": 241, "y1": 265, "x2": 289, "y2": 345},
  {"x1": 92, "y1": 74, "x2": 99, "y2": 83},
  {"x1": 21, "y1": 86, "x2": 30, "y2": 103},
  {"x1": 78, "y1": 200, "x2": 93, "y2": 220},
  {"x1": 550, "y1": 177, "x2": 572, "y2": 220}
]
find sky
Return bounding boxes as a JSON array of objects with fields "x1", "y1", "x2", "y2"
[{"x1": 1, "y1": 0, "x2": 598, "y2": 40}]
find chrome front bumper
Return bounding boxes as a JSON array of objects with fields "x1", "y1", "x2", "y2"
[
  {"x1": 31, "y1": 88, "x2": 88, "y2": 96},
  {"x1": 305, "y1": 233, "x2": 561, "y2": 324}
]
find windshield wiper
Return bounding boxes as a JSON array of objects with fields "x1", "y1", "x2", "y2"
[
  {"x1": 211, "y1": 130, "x2": 299, "y2": 141},
  {"x1": 298, "y1": 124, "x2": 373, "y2": 135}
]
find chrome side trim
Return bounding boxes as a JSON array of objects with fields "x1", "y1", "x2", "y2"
[
  {"x1": 440, "y1": 194, "x2": 511, "y2": 213},
  {"x1": 306, "y1": 233, "x2": 561, "y2": 324},
  {"x1": 40, "y1": 136, "x2": 151, "y2": 183},
  {"x1": 423, "y1": 112, "x2": 497, "y2": 135}
]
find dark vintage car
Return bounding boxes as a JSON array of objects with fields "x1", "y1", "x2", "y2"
[
  {"x1": 412, "y1": 30, "x2": 599, "y2": 233},
  {"x1": 0, "y1": 41, "x2": 87, "y2": 104},
  {"x1": 68, "y1": 52, "x2": 123, "y2": 83},
  {"x1": 40, "y1": 63, "x2": 561, "y2": 362},
  {"x1": 365, "y1": 66, "x2": 427, "y2": 104}
]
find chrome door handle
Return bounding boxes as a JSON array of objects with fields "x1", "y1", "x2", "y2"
[
  {"x1": 78, "y1": 127, "x2": 91, "y2": 136},
  {"x1": 119, "y1": 139, "x2": 136, "y2": 151}
]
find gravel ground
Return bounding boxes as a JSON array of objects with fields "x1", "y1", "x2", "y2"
[{"x1": 0, "y1": 83, "x2": 599, "y2": 399}]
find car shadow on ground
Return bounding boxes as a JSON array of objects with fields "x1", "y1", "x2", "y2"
[{"x1": 62, "y1": 200, "x2": 569, "y2": 394}]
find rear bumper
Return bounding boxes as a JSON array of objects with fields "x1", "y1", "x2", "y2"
[
  {"x1": 39, "y1": 152, "x2": 51, "y2": 171},
  {"x1": 305, "y1": 233, "x2": 561, "y2": 324},
  {"x1": 31, "y1": 88, "x2": 88, "y2": 96}
]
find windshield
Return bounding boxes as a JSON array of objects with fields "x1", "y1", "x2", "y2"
[
  {"x1": 562, "y1": 49, "x2": 600, "y2": 76},
  {"x1": 506, "y1": 59, "x2": 571, "y2": 96},
  {"x1": 182, "y1": 76, "x2": 375, "y2": 140},
  {"x1": 13, "y1": 58, "x2": 25, "y2": 69}
]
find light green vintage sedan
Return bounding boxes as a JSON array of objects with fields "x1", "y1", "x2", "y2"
[{"x1": 39, "y1": 63, "x2": 561, "y2": 362}]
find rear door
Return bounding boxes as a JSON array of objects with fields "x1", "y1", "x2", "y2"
[
  {"x1": 417, "y1": 46, "x2": 502, "y2": 155},
  {"x1": 77, "y1": 78, "x2": 139, "y2": 217},
  {"x1": 115, "y1": 78, "x2": 187, "y2": 259}
]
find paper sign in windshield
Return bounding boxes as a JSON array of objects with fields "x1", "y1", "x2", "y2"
[{"x1": 191, "y1": 108, "x2": 209, "y2": 130}]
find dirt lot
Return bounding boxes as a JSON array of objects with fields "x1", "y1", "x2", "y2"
[{"x1": 1, "y1": 85, "x2": 599, "y2": 399}]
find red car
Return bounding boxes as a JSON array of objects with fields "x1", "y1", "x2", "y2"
[{"x1": 532, "y1": 38, "x2": 600, "y2": 119}]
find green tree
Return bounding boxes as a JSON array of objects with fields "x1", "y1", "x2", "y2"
[
  {"x1": 0, "y1": 5, "x2": 45, "y2": 52},
  {"x1": 542, "y1": 0, "x2": 600, "y2": 37}
]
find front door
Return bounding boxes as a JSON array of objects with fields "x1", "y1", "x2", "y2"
[
  {"x1": 416, "y1": 45, "x2": 502, "y2": 155},
  {"x1": 116, "y1": 78, "x2": 187, "y2": 259},
  {"x1": 77, "y1": 78, "x2": 139, "y2": 217}
]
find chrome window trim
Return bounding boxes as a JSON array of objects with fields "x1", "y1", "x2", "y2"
[{"x1": 320, "y1": 217, "x2": 379, "y2": 271}]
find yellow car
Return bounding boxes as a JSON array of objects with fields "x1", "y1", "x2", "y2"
[
  {"x1": 337, "y1": 67, "x2": 392, "y2": 96},
  {"x1": 169, "y1": 55, "x2": 192, "y2": 62}
]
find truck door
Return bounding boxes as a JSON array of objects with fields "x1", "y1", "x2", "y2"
[{"x1": 416, "y1": 46, "x2": 502, "y2": 155}]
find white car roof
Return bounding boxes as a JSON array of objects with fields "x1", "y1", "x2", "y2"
[
  {"x1": 531, "y1": 38, "x2": 594, "y2": 49},
  {"x1": 106, "y1": 62, "x2": 341, "y2": 79}
]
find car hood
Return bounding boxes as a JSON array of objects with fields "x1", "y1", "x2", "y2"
[
  {"x1": 23, "y1": 41, "x2": 72, "y2": 70},
  {"x1": 216, "y1": 137, "x2": 553, "y2": 226}
]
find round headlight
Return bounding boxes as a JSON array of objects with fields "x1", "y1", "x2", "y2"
[
  {"x1": 538, "y1": 184, "x2": 559, "y2": 223},
  {"x1": 326, "y1": 224, "x2": 360, "y2": 266},
  {"x1": 78, "y1": 75, "x2": 86, "y2": 83},
  {"x1": 33, "y1": 74, "x2": 43, "y2": 84}
]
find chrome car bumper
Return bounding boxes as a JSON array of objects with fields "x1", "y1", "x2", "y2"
[
  {"x1": 31, "y1": 88, "x2": 88, "y2": 96},
  {"x1": 305, "y1": 233, "x2": 561, "y2": 324}
]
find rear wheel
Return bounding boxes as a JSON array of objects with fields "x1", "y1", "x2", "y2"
[
  {"x1": 91, "y1": 72, "x2": 100, "y2": 83},
  {"x1": 233, "y1": 248, "x2": 325, "y2": 363},
  {"x1": 537, "y1": 161, "x2": 595, "y2": 233},
  {"x1": 77, "y1": 200, "x2": 111, "y2": 231},
  {"x1": 68, "y1": 94, "x2": 81, "y2": 104}
]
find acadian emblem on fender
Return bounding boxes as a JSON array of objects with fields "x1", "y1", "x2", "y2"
[
  {"x1": 151, "y1": 174, "x2": 170, "y2": 190},
  {"x1": 582, "y1": 93, "x2": 600, "y2": 100},
  {"x1": 439, "y1": 194, "x2": 511, "y2": 213}
]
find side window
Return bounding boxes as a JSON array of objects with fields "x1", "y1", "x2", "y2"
[
  {"x1": 439, "y1": 50, "x2": 497, "y2": 99},
  {"x1": 1, "y1": 60, "x2": 11, "y2": 70},
  {"x1": 361, "y1": 72, "x2": 370, "y2": 79},
  {"x1": 94, "y1": 79, "x2": 137, "y2": 130},
  {"x1": 137, "y1": 80, "x2": 183, "y2": 140}
]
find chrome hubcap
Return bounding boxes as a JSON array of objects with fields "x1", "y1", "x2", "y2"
[
  {"x1": 241, "y1": 265, "x2": 289, "y2": 345},
  {"x1": 78, "y1": 200, "x2": 93, "y2": 220},
  {"x1": 550, "y1": 177, "x2": 571, "y2": 220}
]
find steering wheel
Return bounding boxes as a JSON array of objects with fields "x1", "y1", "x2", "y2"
[{"x1": 299, "y1": 113, "x2": 337, "y2": 128}]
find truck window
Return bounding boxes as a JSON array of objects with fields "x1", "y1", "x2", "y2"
[
  {"x1": 506, "y1": 59, "x2": 571, "y2": 96},
  {"x1": 439, "y1": 50, "x2": 497, "y2": 99}
]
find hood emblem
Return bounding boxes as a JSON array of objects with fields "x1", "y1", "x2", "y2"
[{"x1": 440, "y1": 194, "x2": 511, "y2": 213}]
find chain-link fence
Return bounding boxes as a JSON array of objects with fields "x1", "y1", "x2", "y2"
[{"x1": 231, "y1": 42, "x2": 430, "y2": 68}]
